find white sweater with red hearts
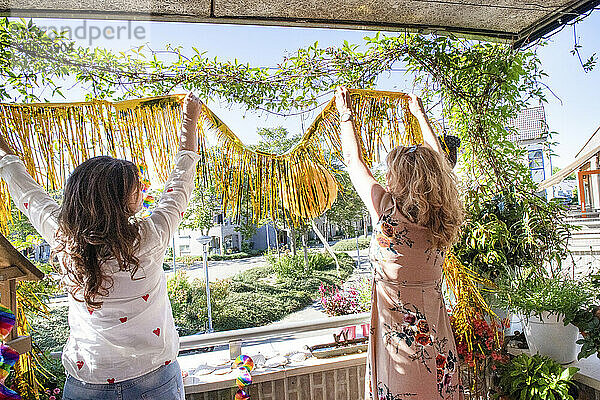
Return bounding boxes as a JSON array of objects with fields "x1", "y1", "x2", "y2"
[{"x1": 0, "y1": 150, "x2": 200, "y2": 384}]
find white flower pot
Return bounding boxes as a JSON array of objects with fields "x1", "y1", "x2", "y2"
[{"x1": 521, "y1": 312, "x2": 579, "y2": 364}]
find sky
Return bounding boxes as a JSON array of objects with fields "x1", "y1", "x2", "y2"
[{"x1": 23, "y1": 10, "x2": 600, "y2": 169}]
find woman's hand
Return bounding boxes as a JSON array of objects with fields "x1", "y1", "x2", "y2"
[
  {"x1": 334, "y1": 86, "x2": 352, "y2": 115},
  {"x1": 406, "y1": 93, "x2": 442, "y2": 154},
  {"x1": 407, "y1": 93, "x2": 426, "y2": 118},
  {"x1": 179, "y1": 92, "x2": 200, "y2": 152},
  {"x1": 182, "y1": 92, "x2": 201, "y2": 123},
  {"x1": 0, "y1": 135, "x2": 15, "y2": 158}
]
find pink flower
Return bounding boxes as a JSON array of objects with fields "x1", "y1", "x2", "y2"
[
  {"x1": 54, "y1": 388, "x2": 61, "y2": 394},
  {"x1": 49, "y1": 397, "x2": 56, "y2": 400}
]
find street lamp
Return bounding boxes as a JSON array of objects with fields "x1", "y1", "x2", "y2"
[
  {"x1": 196, "y1": 235, "x2": 213, "y2": 333},
  {"x1": 355, "y1": 221, "x2": 361, "y2": 268}
]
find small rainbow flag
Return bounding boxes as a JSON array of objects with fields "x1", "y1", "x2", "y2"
[
  {"x1": 0, "y1": 306, "x2": 15, "y2": 340},
  {"x1": 0, "y1": 384, "x2": 21, "y2": 399}
]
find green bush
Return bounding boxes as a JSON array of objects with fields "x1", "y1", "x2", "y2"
[
  {"x1": 495, "y1": 353, "x2": 578, "y2": 400},
  {"x1": 30, "y1": 306, "x2": 69, "y2": 353},
  {"x1": 265, "y1": 251, "x2": 354, "y2": 280},
  {"x1": 266, "y1": 252, "x2": 311, "y2": 279},
  {"x1": 167, "y1": 273, "x2": 230, "y2": 336},
  {"x1": 331, "y1": 236, "x2": 370, "y2": 251},
  {"x1": 165, "y1": 251, "x2": 264, "y2": 264},
  {"x1": 309, "y1": 252, "x2": 333, "y2": 271}
]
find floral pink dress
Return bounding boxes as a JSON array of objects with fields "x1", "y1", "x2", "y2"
[{"x1": 367, "y1": 193, "x2": 462, "y2": 400}]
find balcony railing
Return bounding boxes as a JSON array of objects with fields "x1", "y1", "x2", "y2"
[
  {"x1": 50, "y1": 312, "x2": 371, "y2": 358},
  {"x1": 179, "y1": 312, "x2": 370, "y2": 351}
]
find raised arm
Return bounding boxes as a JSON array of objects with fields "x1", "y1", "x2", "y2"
[
  {"x1": 178, "y1": 92, "x2": 199, "y2": 153},
  {"x1": 407, "y1": 94, "x2": 443, "y2": 155},
  {"x1": 0, "y1": 134, "x2": 60, "y2": 247},
  {"x1": 335, "y1": 86, "x2": 385, "y2": 221},
  {"x1": 149, "y1": 93, "x2": 202, "y2": 249},
  {"x1": 0, "y1": 135, "x2": 15, "y2": 159}
]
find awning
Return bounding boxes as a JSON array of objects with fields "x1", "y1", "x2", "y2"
[
  {"x1": 1, "y1": 0, "x2": 598, "y2": 47},
  {"x1": 539, "y1": 125, "x2": 600, "y2": 190}
]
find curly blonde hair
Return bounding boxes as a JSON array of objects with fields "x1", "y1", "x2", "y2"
[{"x1": 385, "y1": 145, "x2": 463, "y2": 248}]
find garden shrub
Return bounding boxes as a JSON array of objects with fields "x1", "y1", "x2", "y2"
[
  {"x1": 309, "y1": 252, "x2": 333, "y2": 271},
  {"x1": 265, "y1": 251, "x2": 354, "y2": 281},
  {"x1": 167, "y1": 273, "x2": 231, "y2": 336},
  {"x1": 267, "y1": 252, "x2": 311, "y2": 279},
  {"x1": 30, "y1": 306, "x2": 69, "y2": 353},
  {"x1": 331, "y1": 236, "x2": 371, "y2": 251}
]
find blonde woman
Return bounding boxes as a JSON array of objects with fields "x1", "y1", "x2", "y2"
[{"x1": 335, "y1": 87, "x2": 464, "y2": 399}]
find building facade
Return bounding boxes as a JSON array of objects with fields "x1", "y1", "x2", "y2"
[{"x1": 507, "y1": 105, "x2": 553, "y2": 199}]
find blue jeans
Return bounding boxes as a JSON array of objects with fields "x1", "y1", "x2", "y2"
[{"x1": 63, "y1": 361, "x2": 184, "y2": 400}]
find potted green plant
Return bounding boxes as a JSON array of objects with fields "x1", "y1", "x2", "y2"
[
  {"x1": 563, "y1": 273, "x2": 600, "y2": 361},
  {"x1": 494, "y1": 353, "x2": 579, "y2": 400},
  {"x1": 495, "y1": 274, "x2": 592, "y2": 364},
  {"x1": 453, "y1": 191, "x2": 572, "y2": 335}
]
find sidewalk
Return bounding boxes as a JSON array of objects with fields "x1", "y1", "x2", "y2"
[{"x1": 165, "y1": 255, "x2": 267, "y2": 282}]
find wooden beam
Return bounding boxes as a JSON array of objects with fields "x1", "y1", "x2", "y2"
[
  {"x1": 6, "y1": 336, "x2": 32, "y2": 355},
  {"x1": 579, "y1": 170, "x2": 586, "y2": 213},
  {"x1": 0, "y1": 266, "x2": 26, "y2": 281}
]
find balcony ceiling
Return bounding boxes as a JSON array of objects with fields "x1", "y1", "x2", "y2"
[{"x1": 1, "y1": 0, "x2": 598, "y2": 47}]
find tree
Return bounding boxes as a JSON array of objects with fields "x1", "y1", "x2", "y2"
[
  {"x1": 180, "y1": 186, "x2": 217, "y2": 235},
  {"x1": 325, "y1": 170, "x2": 367, "y2": 238},
  {"x1": 552, "y1": 166, "x2": 576, "y2": 180},
  {"x1": 5, "y1": 203, "x2": 43, "y2": 252},
  {"x1": 253, "y1": 127, "x2": 301, "y2": 154}
]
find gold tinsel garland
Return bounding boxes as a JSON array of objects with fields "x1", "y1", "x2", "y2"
[
  {"x1": 199, "y1": 89, "x2": 423, "y2": 226},
  {"x1": 0, "y1": 89, "x2": 422, "y2": 229}
]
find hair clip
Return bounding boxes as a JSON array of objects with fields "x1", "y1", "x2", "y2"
[{"x1": 406, "y1": 145, "x2": 419, "y2": 153}]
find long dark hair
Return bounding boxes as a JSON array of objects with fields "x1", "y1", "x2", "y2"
[{"x1": 55, "y1": 156, "x2": 142, "y2": 309}]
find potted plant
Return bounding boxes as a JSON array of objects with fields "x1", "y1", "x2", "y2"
[
  {"x1": 495, "y1": 274, "x2": 592, "y2": 364},
  {"x1": 453, "y1": 190, "x2": 572, "y2": 335},
  {"x1": 563, "y1": 273, "x2": 600, "y2": 361},
  {"x1": 494, "y1": 353, "x2": 579, "y2": 400},
  {"x1": 450, "y1": 313, "x2": 508, "y2": 398}
]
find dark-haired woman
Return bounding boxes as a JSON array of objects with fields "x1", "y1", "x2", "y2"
[{"x1": 0, "y1": 93, "x2": 202, "y2": 400}]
